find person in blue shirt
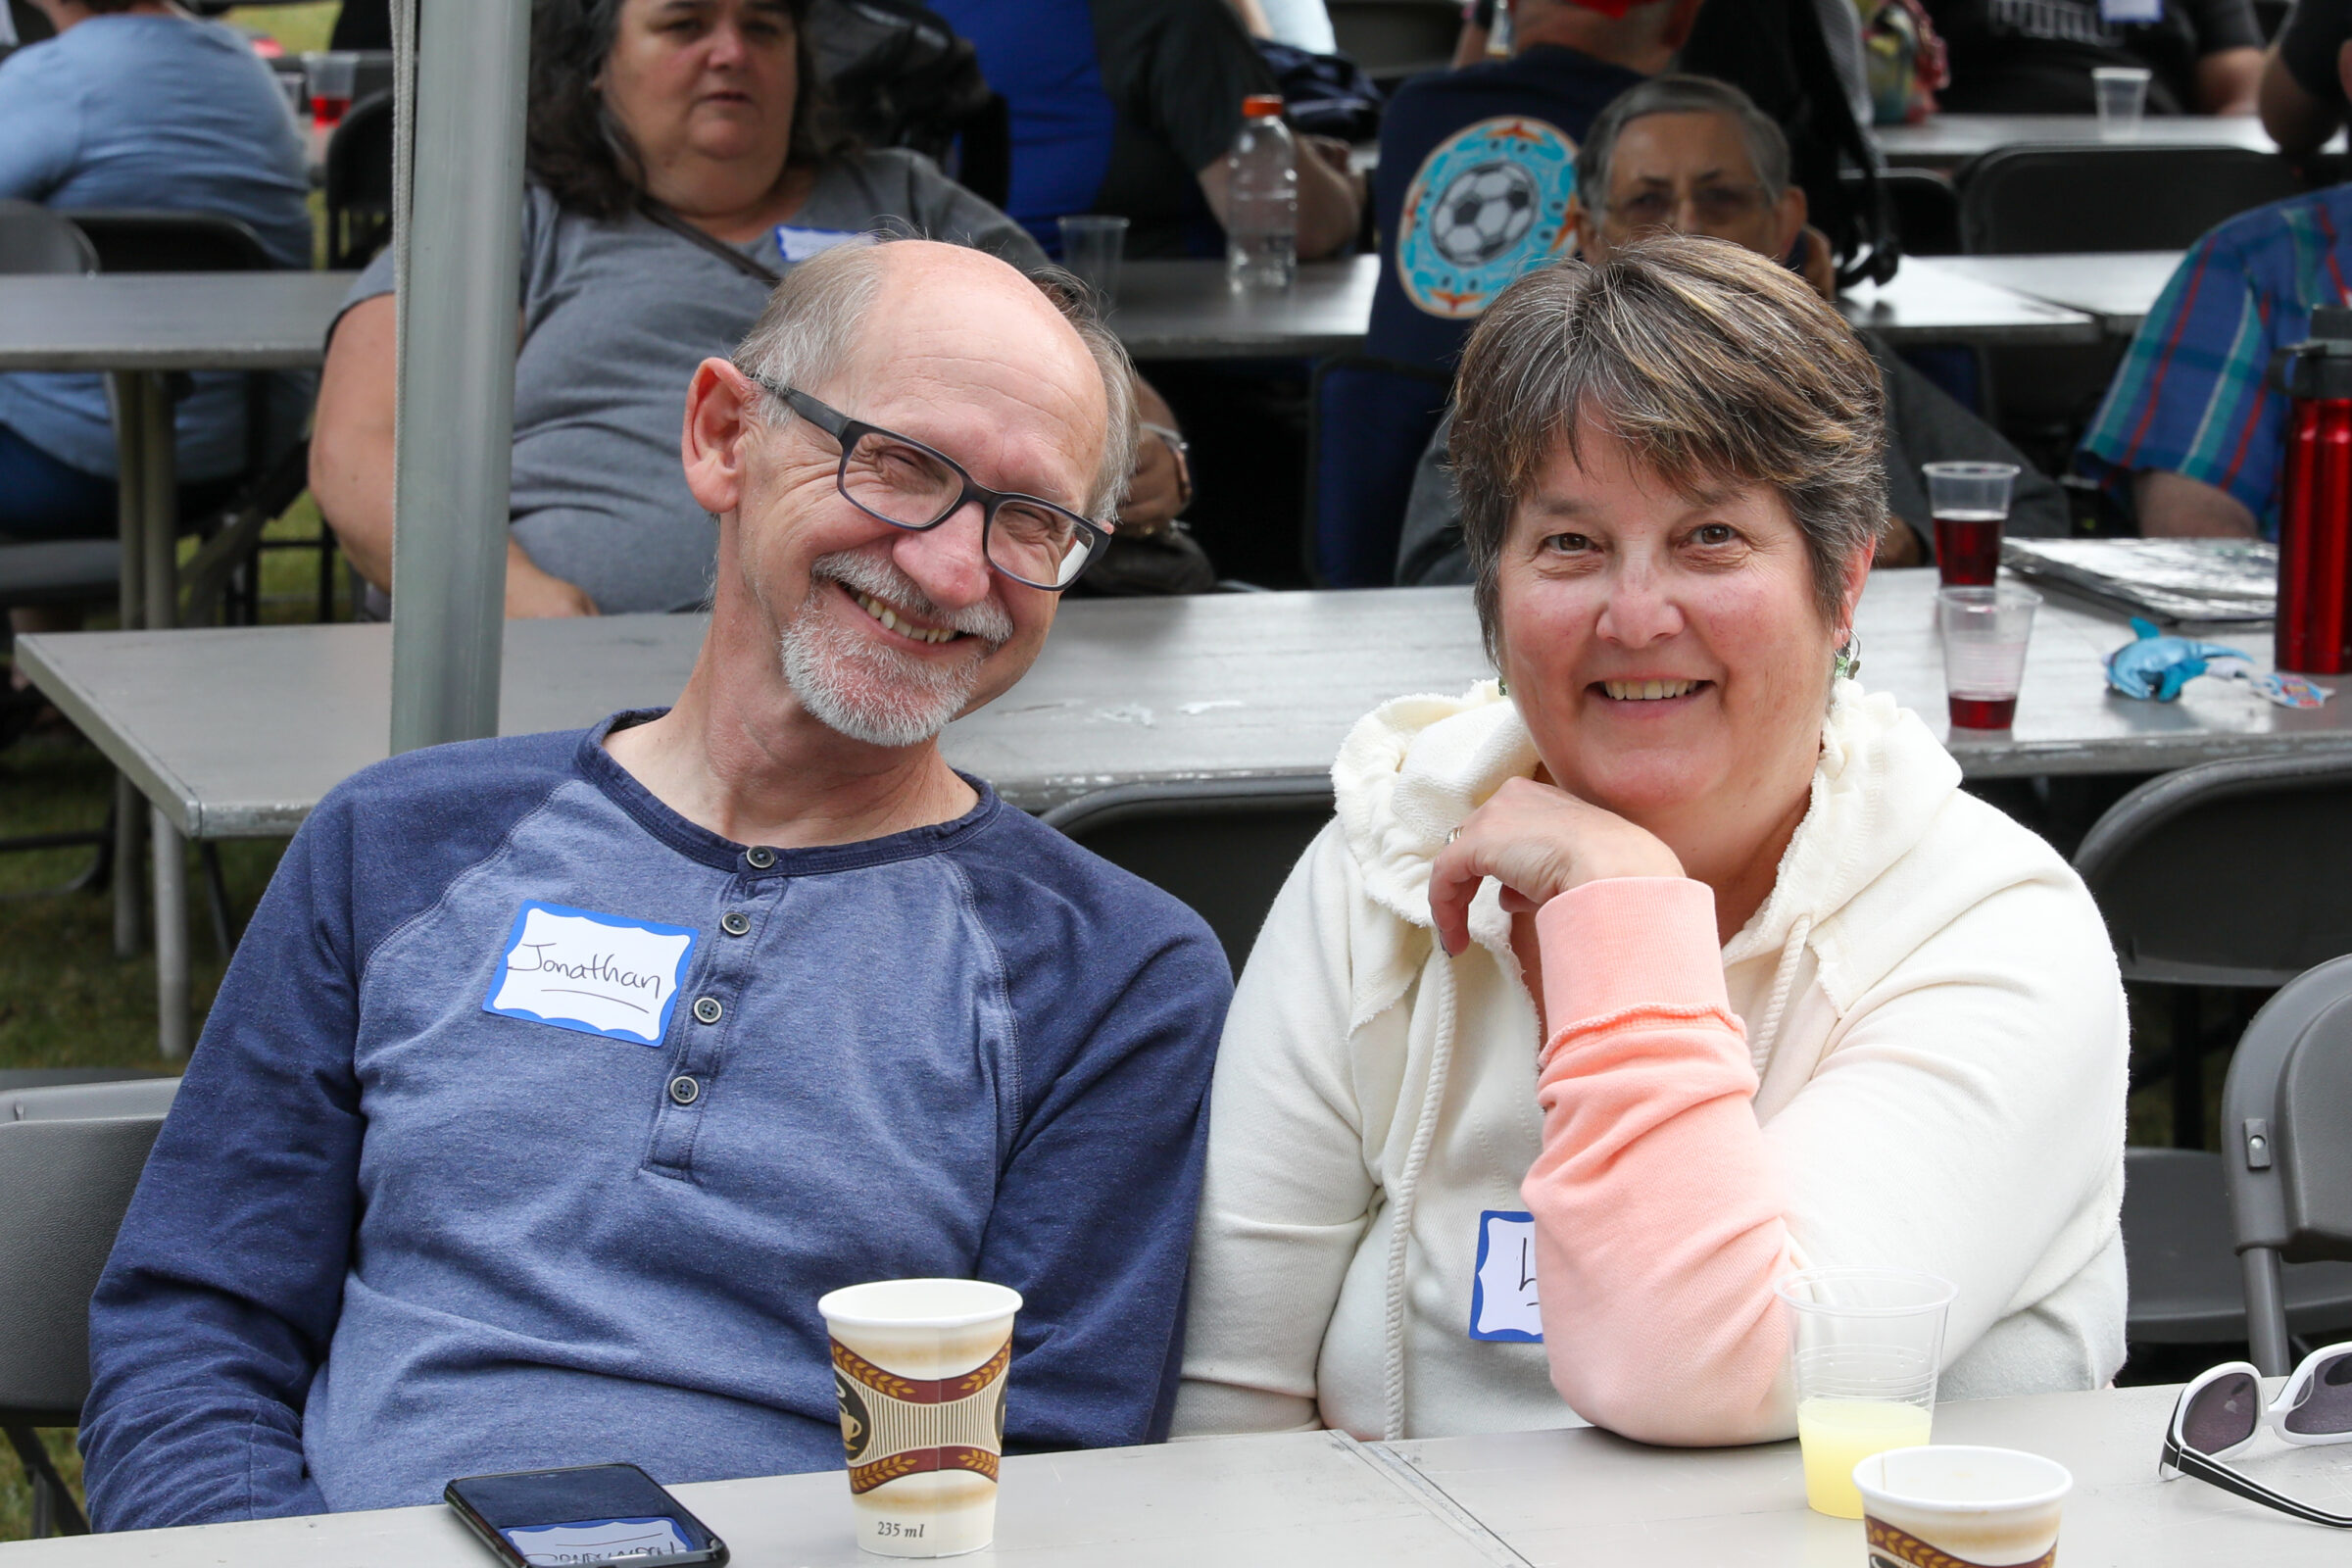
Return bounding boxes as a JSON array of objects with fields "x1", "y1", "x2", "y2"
[
  {"x1": 0, "y1": 0, "x2": 311, "y2": 546},
  {"x1": 2076, "y1": 33, "x2": 2352, "y2": 541},
  {"x1": 79, "y1": 238, "x2": 1234, "y2": 1530}
]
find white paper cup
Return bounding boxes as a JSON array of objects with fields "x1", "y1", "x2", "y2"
[
  {"x1": 1855, "y1": 1445, "x2": 2072, "y2": 1567},
  {"x1": 818, "y1": 1279, "x2": 1022, "y2": 1557}
]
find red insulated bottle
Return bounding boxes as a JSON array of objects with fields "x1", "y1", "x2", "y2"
[{"x1": 2274, "y1": 307, "x2": 2352, "y2": 673}]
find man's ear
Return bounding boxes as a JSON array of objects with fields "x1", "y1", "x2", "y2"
[
  {"x1": 1773, "y1": 181, "x2": 1810, "y2": 265},
  {"x1": 1566, "y1": 194, "x2": 1602, "y2": 262},
  {"x1": 682, "y1": 358, "x2": 760, "y2": 516}
]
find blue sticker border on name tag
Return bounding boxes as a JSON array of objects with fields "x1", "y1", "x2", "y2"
[
  {"x1": 482, "y1": 899, "x2": 700, "y2": 1047},
  {"x1": 1469, "y1": 1208, "x2": 1544, "y2": 1343}
]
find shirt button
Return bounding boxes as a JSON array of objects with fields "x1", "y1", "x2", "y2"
[
  {"x1": 692, "y1": 997, "x2": 723, "y2": 1025},
  {"x1": 720, "y1": 910, "x2": 751, "y2": 937},
  {"x1": 745, "y1": 846, "x2": 776, "y2": 869},
  {"x1": 667, "y1": 1074, "x2": 701, "y2": 1106}
]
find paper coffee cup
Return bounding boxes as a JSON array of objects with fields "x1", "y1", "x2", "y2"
[
  {"x1": 818, "y1": 1278, "x2": 1022, "y2": 1558},
  {"x1": 1854, "y1": 1445, "x2": 2072, "y2": 1568}
]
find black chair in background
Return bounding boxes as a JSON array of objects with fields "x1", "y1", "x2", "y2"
[
  {"x1": 2220, "y1": 955, "x2": 2352, "y2": 1372},
  {"x1": 68, "y1": 209, "x2": 327, "y2": 628},
  {"x1": 1042, "y1": 777, "x2": 1336, "y2": 974},
  {"x1": 2075, "y1": 751, "x2": 2352, "y2": 1147},
  {"x1": 1957, "y1": 144, "x2": 2308, "y2": 255},
  {"x1": 325, "y1": 90, "x2": 395, "y2": 270},
  {"x1": 1843, "y1": 167, "x2": 1960, "y2": 258},
  {"x1": 0, "y1": 1077, "x2": 179, "y2": 1538},
  {"x1": 2121, "y1": 1145, "x2": 2352, "y2": 1359}
]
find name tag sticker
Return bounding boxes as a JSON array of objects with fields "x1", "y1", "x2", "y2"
[
  {"x1": 1469, "y1": 1209, "x2": 1544, "y2": 1343},
  {"x1": 484, "y1": 901, "x2": 698, "y2": 1047},
  {"x1": 775, "y1": 224, "x2": 865, "y2": 264},
  {"x1": 2100, "y1": 0, "x2": 2161, "y2": 22},
  {"x1": 501, "y1": 1516, "x2": 691, "y2": 1566}
]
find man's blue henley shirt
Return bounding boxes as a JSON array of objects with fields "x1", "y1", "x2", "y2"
[{"x1": 79, "y1": 714, "x2": 1232, "y2": 1529}]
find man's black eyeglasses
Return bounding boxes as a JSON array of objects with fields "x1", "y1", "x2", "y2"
[
  {"x1": 2160, "y1": 1344, "x2": 2352, "y2": 1527},
  {"x1": 744, "y1": 374, "x2": 1110, "y2": 591}
]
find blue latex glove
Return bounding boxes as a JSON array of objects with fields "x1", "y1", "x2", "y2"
[{"x1": 2105, "y1": 617, "x2": 2251, "y2": 702}]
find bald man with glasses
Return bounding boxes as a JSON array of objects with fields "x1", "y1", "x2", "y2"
[{"x1": 80, "y1": 240, "x2": 1231, "y2": 1532}]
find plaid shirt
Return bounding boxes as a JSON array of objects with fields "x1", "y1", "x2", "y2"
[{"x1": 2077, "y1": 185, "x2": 2352, "y2": 540}]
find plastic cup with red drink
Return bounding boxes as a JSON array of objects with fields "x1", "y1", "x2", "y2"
[{"x1": 1923, "y1": 462, "x2": 2019, "y2": 588}]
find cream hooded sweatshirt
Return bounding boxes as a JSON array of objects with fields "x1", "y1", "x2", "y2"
[{"x1": 1173, "y1": 678, "x2": 2129, "y2": 1445}]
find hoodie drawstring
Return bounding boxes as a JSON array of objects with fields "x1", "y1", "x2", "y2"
[
  {"x1": 1750, "y1": 913, "x2": 1812, "y2": 1075},
  {"x1": 1382, "y1": 951, "x2": 1459, "y2": 1443}
]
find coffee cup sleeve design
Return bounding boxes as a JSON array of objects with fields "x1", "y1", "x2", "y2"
[
  {"x1": 1866, "y1": 1516, "x2": 2056, "y2": 1568},
  {"x1": 831, "y1": 1339, "x2": 1012, "y2": 1494}
]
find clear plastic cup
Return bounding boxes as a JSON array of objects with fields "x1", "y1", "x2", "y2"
[
  {"x1": 1777, "y1": 1266, "x2": 1957, "y2": 1518},
  {"x1": 2093, "y1": 66, "x2": 2151, "y2": 137},
  {"x1": 1923, "y1": 461, "x2": 2018, "y2": 588},
  {"x1": 818, "y1": 1278, "x2": 1022, "y2": 1557},
  {"x1": 304, "y1": 51, "x2": 359, "y2": 130},
  {"x1": 1057, "y1": 215, "x2": 1129, "y2": 310},
  {"x1": 1937, "y1": 584, "x2": 2041, "y2": 731}
]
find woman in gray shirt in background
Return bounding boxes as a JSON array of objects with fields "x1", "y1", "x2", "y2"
[{"x1": 313, "y1": 0, "x2": 1179, "y2": 617}]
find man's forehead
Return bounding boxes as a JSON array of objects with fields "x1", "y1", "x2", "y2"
[{"x1": 1610, "y1": 112, "x2": 1755, "y2": 179}]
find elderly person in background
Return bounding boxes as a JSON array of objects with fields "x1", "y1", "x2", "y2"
[
  {"x1": 312, "y1": 0, "x2": 1196, "y2": 618},
  {"x1": 1178, "y1": 236, "x2": 2127, "y2": 1446},
  {"x1": 1398, "y1": 74, "x2": 2065, "y2": 585},
  {"x1": 83, "y1": 239, "x2": 1231, "y2": 1528}
]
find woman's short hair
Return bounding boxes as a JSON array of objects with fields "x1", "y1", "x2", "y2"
[
  {"x1": 527, "y1": 0, "x2": 849, "y2": 220},
  {"x1": 1448, "y1": 234, "x2": 1886, "y2": 659}
]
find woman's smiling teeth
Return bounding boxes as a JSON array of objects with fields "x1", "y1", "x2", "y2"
[
  {"x1": 1601, "y1": 678, "x2": 1702, "y2": 702},
  {"x1": 853, "y1": 589, "x2": 957, "y2": 645}
]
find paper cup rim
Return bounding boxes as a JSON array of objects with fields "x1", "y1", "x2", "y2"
[
  {"x1": 818, "y1": 1278, "x2": 1024, "y2": 1330},
  {"x1": 1854, "y1": 1445, "x2": 2074, "y2": 1514}
]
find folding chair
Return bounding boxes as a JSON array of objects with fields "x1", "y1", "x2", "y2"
[
  {"x1": 1958, "y1": 144, "x2": 2308, "y2": 256},
  {"x1": 0, "y1": 1077, "x2": 180, "y2": 1537},
  {"x1": 2122, "y1": 1145, "x2": 2352, "y2": 1353},
  {"x1": 2220, "y1": 955, "x2": 2352, "y2": 1373},
  {"x1": 324, "y1": 91, "x2": 395, "y2": 270},
  {"x1": 1043, "y1": 776, "x2": 1337, "y2": 973}
]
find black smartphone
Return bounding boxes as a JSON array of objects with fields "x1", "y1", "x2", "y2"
[{"x1": 445, "y1": 1463, "x2": 729, "y2": 1568}]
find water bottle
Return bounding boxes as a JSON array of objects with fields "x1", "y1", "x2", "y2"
[
  {"x1": 1225, "y1": 93, "x2": 1298, "y2": 291},
  {"x1": 2272, "y1": 307, "x2": 2352, "y2": 672}
]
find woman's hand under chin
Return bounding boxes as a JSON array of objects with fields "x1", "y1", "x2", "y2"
[{"x1": 1429, "y1": 776, "x2": 1686, "y2": 956}]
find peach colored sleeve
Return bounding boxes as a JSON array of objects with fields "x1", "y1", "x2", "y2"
[{"x1": 1520, "y1": 877, "x2": 1795, "y2": 1446}]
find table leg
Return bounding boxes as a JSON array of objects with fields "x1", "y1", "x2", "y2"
[
  {"x1": 150, "y1": 805, "x2": 190, "y2": 1061},
  {"x1": 138, "y1": 371, "x2": 178, "y2": 631},
  {"x1": 107, "y1": 371, "x2": 150, "y2": 956},
  {"x1": 112, "y1": 774, "x2": 143, "y2": 958}
]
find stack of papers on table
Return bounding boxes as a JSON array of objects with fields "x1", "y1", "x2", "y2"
[{"x1": 2000, "y1": 538, "x2": 2277, "y2": 624}]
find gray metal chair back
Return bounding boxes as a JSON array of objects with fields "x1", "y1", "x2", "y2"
[
  {"x1": 1042, "y1": 777, "x2": 1336, "y2": 974},
  {"x1": 0, "y1": 198, "x2": 95, "y2": 275},
  {"x1": 2121, "y1": 1145, "x2": 2352, "y2": 1350},
  {"x1": 0, "y1": 1076, "x2": 178, "y2": 1536},
  {"x1": 2074, "y1": 751, "x2": 2352, "y2": 990},
  {"x1": 2222, "y1": 955, "x2": 2352, "y2": 1373},
  {"x1": 65, "y1": 209, "x2": 272, "y2": 273}
]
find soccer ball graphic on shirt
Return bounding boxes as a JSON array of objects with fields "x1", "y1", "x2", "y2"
[{"x1": 1428, "y1": 159, "x2": 1540, "y2": 269}]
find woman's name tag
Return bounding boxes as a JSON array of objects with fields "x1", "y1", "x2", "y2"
[
  {"x1": 483, "y1": 901, "x2": 699, "y2": 1047},
  {"x1": 1469, "y1": 1209, "x2": 1544, "y2": 1342}
]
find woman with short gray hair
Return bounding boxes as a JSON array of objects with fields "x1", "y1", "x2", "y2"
[{"x1": 1177, "y1": 236, "x2": 2128, "y2": 1446}]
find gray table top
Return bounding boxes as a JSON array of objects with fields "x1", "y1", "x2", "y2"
[
  {"x1": 0, "y1": 271, "x2": 358, "y2": 371},
  {"x1": 0, "y1": 1428, "x2": 1518, "y2": 1568},
  {"x1": 1839, "y1": 255, "x2": 2101, "y2": 346},
  {"x1": 1112, "y1": 256, "x2": 1383, "y2": 360},
  {"x1": 1874, "y1": 111, "x2": 2316, "y2": 169},
  {"x1": 1935, "y1": 251, "x2": 2183, "y2": 338},
  {"x1": 1390, "y1": 1383, "x2": 2352, "y2": 1566},
  {"x1": 20, "y1": 567, "x2": 2352, "y2": 843},
  {"x1": 1109, "y1": 255, "x2": 2097, "y2": 355}
]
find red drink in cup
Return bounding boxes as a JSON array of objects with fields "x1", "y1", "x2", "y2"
[
  {"x1": 304, "y1": 52, "x2": 358, "y2": 132},
  {"x1": 1937, "y1": 585, "x2": 2039, "y2": 732},
  {"x1": 1946, "y1": 694, "x2": 2018, "y2": 730},
  {"x1": 1923, "y1": 463, "x2": 2019, "y2": 588},
  {"x1": 1932, "y1": 511, "x2": 2004, "y2": 587}
]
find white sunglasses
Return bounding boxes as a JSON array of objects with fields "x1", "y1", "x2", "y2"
[{"x1": 2161, "y1": 1343, "x2": 2352, "y2": 1527}]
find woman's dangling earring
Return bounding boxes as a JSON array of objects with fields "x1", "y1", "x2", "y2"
[
  {"x1": 1832, "y1": 631, "x2": 1862, "y2": 682},
  {"x1": 1497, "y1": 673, "x2": 1510, "y2": 697}
]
